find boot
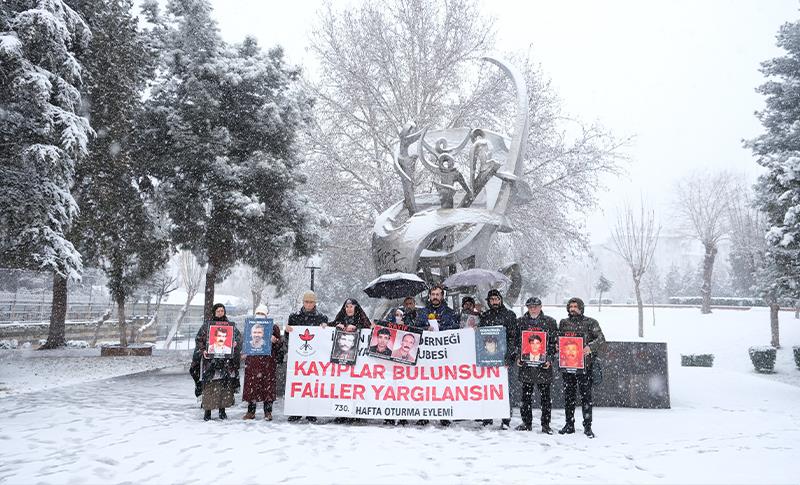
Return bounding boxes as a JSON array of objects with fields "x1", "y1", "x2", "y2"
[
  {"x1": 333, "y1": 417, "x2": 349, "y2": 424},
  {"x1": 218, "y1": 408, "x2": 227, "y2": 420},
  {"x1": 515, "y1": 423, "x2": 532, "y2": 431},
  {"x1": 416, "y1": 419, "x2": 429, "y2": 426},
  {"x1": 306, "y1": 416, "x2": 317, "y2": 423},
  {"x1": 440, "y1": 420, "x2": 451, "y2": 427},
  {"x1": 559, "y1": 424, "x2": 575, "y2": 434},
  {"x1": 383, "y1": 419, "x2": 396, "y2": 425},
  {"x1": 398, "y1": 420, "x2": 408, "y2": 426},
  {"x1": 500, "y1": 421, "x2": 510, "y2": 430},
  {"x1": 287, "y1": 416, "x2": 301, "y2": 422},
  {"x1": 584, "y1": 426, "x2": 595, "y2": 438},
  {"x1": 481, "y1": 419, "x2": 493, "y2": 427},
  {"x1": 264, "y1": 402, "x2": 273, "y2": 421},
  {"x1": 243, "y1": 403, "x2": 256, "y2": 420},
  {"x1": 203, "y1": 410, "x2": 212, "y2": 421},
  {"x1": 541, "y1": 424, "x2": 554, "y2": 435}
]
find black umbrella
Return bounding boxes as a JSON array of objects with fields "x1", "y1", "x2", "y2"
[{"x1": 363, "y1": 272, "x2": 428, "y2": 299}]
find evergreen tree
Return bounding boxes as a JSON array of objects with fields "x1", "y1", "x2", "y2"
[
  {"x1": 663, "y1": 264, "x2": 681, "y2": 302},
  {"x1": 594, "y1": 274, "x2": 612, "y2": 311},
  {"x1": 0, "y1": 0, "x2": 92, "y2": 348},
  {"x1": 138, "y1": 0, "x2": 323, "y2": 319},
  {"x1": 746, "y1": 18, "x2": 800, "y2": 347},
  {"x1": 68, "y1": 0, "x2": 171, "y2": 347}
]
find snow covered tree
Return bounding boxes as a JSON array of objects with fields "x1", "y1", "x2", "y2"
[
  {"x1": 726, "y1": 179, "x2": 767, "y2": 298},
  {"x1": 66, "y1": 0, "x2": 171, "y2": 347},
  {"x1": 307, "y1": 0, "x2": 624, "y2": 304},
  {"x1": 1, "y1": 1, "x2": 92, "y2": 348},
  {"x1": 138, "y1": 0, "x2": 323, "y2": 319},
  {"x1": 673, "y1": 171, "x2": 733, "y2": 314},
  {"x1": 609, "y1": 200, "x2": 660, "y2": 338},
  {"x1": 747, "y1": 18, "x2": 800, "y2": 347},
  {"x1": 594, "y1": 274, "x2": 612, "y2": 311},
  {"x1": 663, "y1": 264, "x2": 681, "y2": 301}
]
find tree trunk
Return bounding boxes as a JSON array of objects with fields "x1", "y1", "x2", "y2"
[
  {"x1": 598, "y1": 290, "x2": 603, "y2": 312},
  {"x1": 770, "y1": 302, "x2": 780, "y2": 349},
  {"x1": 794, "y1": 301, "x2": 798, "y2": 319},
  {"x1": 700, "y1": 242, "x2": 718, "y2": 314},
  {"x1": 634, "y1": 277, "x2": 644, "y2": 338},
  {"x1": 117, "y1": 296, "x2": 128, "y2": 347},
  {"x1": 203, "y1": 263, "x2": 217, "y2": 322},
  {"x1": 41, "y1": 272, "x2": 68, "y2": 349},
  {"x1": 251, "y1": 289, "x2": 261, "y2": 316}
]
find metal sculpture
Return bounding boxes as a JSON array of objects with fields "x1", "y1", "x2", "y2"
[{"x1": 372, "y1": 56, "x2": 530, "y2": 298}]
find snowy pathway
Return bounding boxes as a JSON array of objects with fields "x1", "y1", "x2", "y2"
[{"x1": 1, "y1": 363, "x2": 798, "y2": 484}]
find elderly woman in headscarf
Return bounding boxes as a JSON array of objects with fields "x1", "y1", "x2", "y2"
[
  {"x1": 332, "y1": 298, "x2": 372, "y2": 331},
  {"x1": 193, "y1": 303, "x2": 242, "y2": 421},
  {"x1": 241, "y1": 305, "x2": 282, "y2": 421}
]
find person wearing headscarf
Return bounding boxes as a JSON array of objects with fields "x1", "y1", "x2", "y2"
[{"x1": 193, "y1": 303, "x2": 242, "y2": 421}]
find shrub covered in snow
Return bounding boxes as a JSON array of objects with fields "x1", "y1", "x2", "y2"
[
  {"x1": 748, "y1": 346, "x2": 777, "y2": 373},
  {"x1": 680, "y1": 354, "x2": 714, "y2": 367},
  {"x1": 0, "y1": 339, "x2": 19, "y2": 349}
]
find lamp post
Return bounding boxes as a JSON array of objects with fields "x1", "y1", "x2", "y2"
[{"x1": 305, "y1": 255, "x2": 322, "y2": 291}]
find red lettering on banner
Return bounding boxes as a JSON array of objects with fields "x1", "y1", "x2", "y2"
[
  {"x1": 353, "y1": 384, "x2": 365, "y2": 400},
  {"x1": 372, "y1": 384, "x2": 504, "y2": 401}
]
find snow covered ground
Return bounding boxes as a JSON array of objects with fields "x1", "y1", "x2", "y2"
[{"x1": 0, "y1": 306, "x2": 798, "y2": 484}]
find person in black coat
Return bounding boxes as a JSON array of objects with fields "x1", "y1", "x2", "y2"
[
  {"x1": 478, "y1": 288, "x2": 518, "y2": 429},
  {"x1": 285, "y1": 290, "x2": 328, "y2": 423},
  {"x1": 558, "y1": 297, "x2": 606, "y2": 438},
  {"x1": 515, "y1": 297, "x2": 557, "y2": 433}
]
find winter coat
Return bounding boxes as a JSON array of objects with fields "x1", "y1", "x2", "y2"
[
  {"x1": 193, "y1": 317, "x2": 242, "y2": 392},
  {"x1": 479, "y1": 303, "x2": 518, "y2": 366},
  {"x1": 516, "y1": 311, "x2": 558, "y2": 384},
  {"x1": 557, "y1": 313, "x2": 606, "y2": 376},
  {"x1": 414, "y1": 303, "x2": 459, "y2": 330},
  {"x1": 242, "y1": 323, "x2": 283, "y2": 403},
  {"x1": 288, "y1": 308, "x2": 328, "y2": 327}
]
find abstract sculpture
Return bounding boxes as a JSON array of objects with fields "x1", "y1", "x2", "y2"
[{"x1": 371, "y1": 56, "x2": 530, "y2": 301}]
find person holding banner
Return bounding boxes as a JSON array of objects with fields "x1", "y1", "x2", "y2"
[
  {"x1": 558, "y1": 297, "x2": 606, "y2": 439},
  {"x1": 242, "y1": 306, "x2": 283, "y2": 421},
  {"x1": 515, "y1": 297, "x2": 557, "y2": 433},
  {"x1": 401, "y1": 297, "x2": 418, "y2": 326},
  {"x1": 332, "y1": 298, "x2": 372, "y2": 332},
  {"x1": 194, "y1": 303, "x2": 242, "y2": 421},
  {"x1": 479, "y1": 289, "x2": 518, "y2": 429},
  {"x1": 286, "y1": 290, "x2": 328, "y2": 423}
]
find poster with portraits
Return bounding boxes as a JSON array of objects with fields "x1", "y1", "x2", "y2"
[
  {"x1": 207, "y1": 323, "x2": 234, "y2": 358},
  {"x1": 243, "y1": 317, "x2": 273, "y2": 356},
  {"x1": 475, "y1": 326, "x2": 506, "y2": 367},
  {"x1": 460, "y1": 313, "x2": 480, "y2": 329},
  {"x1": 558, "y1": 336, "x2": 585, "y2": 372},
  {"x1": 330, "y1": 329, "x2": 360, "y2": 365},
  {"x1": 367, "y1": 323, "x2": 422, "y2": 365},
  {"x1": 520, "y1": 330, "x2": 547, "y2": 367}
]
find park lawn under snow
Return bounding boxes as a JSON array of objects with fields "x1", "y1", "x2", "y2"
[{"x1": 0, "y1": 306, "x2": 798, "y2": 484}]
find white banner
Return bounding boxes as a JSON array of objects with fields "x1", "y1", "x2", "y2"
[{"x1": 284, "y1": 327, "x2": 510, "y2": 420}]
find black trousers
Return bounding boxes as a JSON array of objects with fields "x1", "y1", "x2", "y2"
[
  {"x1": 562, "y1": 372, "x2": 593, "y2": 428},
  {"x1": 520, "y1": 381, "x2": 552, "y2": 426}
]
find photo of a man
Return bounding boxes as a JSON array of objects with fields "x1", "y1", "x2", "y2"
[
  {"x1": 521, "y1": 331, "x2": 547, "y2": 366},
  {"x1": 559, "y1": 336, "x2": 585, "y2": 370},
  {"x1": 391, "y1": 332, "x2": 418, "y2": 363},
  {"x1": 243, "y1": 318, "x2": 273, "y2": 355},
  {"x1": 368, "y1": 327, "x2": 394, "y2": 356},
  {"x1": 208, "y1": 324, "x2": 233, "y2": 356},
  {"x1": 474, "y1": 326, "x2": 507, "y2": 367},
  {"x1": 331, "y1": 329, "x2": 359, "y2": 365}
]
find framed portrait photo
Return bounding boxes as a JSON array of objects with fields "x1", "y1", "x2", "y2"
[
  {"x1": 520, "y1": 330, "x2": 547, "y2": 367},
  {"x1": 330, "y1": 329, "x2": 360, "y2": 365},
  {"x1": 243, "y1": 317, "x2": 273, "y2": 356},
  {"x1": 475, "y1": 326, "x2": 507, "y2": 367},
  {"x1": 389, "y1": 328, "x2": 421, "y2": 365},
  {"x1": 558, "y1": 336, "x2": 585, "y2": 371},
  {"x1": 207, "y1": 323, "x2": 234, "y2": 358}
]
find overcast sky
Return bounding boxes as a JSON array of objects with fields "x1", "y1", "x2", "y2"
[{"x1": 205, "y1": 0, "x2": 799, "y2": 244}]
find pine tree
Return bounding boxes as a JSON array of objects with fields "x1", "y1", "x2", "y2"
[
  {"x1": 66, "y1": 0, "x2": 171, "y2": 347},
  {"x1": 594, "y1": 274, "x2": 612, "y2": 311},
  {"x1": 1, "y1": 0, "x2": 92, "y2": 348},
  {"x1": 138, "y1": 0, "x2": 323, "y2": 319},
  {"x1": 746, "y1": 19, "x2": 800, "y2": 347},
  {"x1": 663, "y1": 264, "x2": 681, "y2": 302}
]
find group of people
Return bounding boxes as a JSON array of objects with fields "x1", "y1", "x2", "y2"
[{"x1": 190, "y1": 286, "x2": 605, "y2": 438}]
